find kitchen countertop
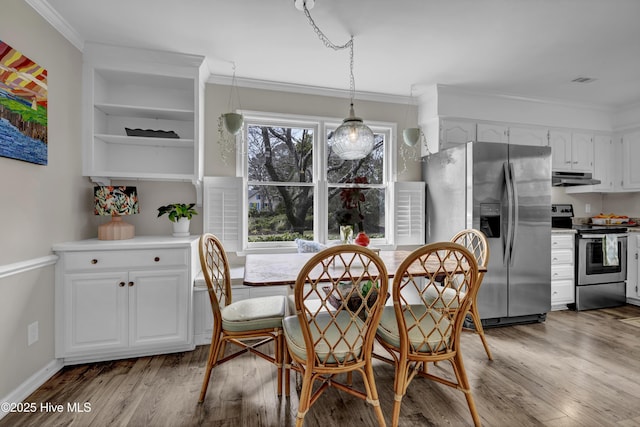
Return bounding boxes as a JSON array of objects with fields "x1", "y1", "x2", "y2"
[{"x1": 552, "y1": 228, "x2": 577, "y2": 234}]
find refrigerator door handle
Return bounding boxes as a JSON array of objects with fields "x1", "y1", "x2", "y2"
[
  {"x1": 503, "y1": 161, "x2": 514, "y2": 266},
  {"x1": 508, "y1": 162, "x2": 519, "y2": 266}
]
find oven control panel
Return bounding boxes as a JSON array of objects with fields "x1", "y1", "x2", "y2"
[{"x1": 551, "y1": 204, "x2": 574, "y2": 217}]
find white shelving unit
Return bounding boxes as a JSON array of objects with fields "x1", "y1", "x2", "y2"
[{"x1": 82, "y1": 43, "x2": 208, "y2": 195}]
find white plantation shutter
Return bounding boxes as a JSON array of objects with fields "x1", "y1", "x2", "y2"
[
  {"x1": 394, "y1": 181, "x2": 425, "y2": 245},
  {"x1": 203, "y1": 177, "x2": 242, "y2": 252}
]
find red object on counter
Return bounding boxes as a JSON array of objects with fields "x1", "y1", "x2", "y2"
[{"x1": 354, "y1": 231, "x2": 370, "y2": 247}]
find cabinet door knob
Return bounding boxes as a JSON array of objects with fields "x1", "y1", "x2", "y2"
[
  {"x1": 154, "y1": 257, "x2": 160, "y2": 262},
  {"x1": 119, "y1": 282, "x2": 126, "y2": 287},
  {"x1": 128, "y1": 281, "x2": 134, "y2": 287},
  {"x1": 91, "y1": 259, "x2": 98, "y2": 264}
]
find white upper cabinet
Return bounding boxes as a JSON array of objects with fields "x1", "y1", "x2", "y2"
[
  {"x1": 508, "y1": 126, "x2": 549, "y2": 146},
  {"x1": 571, "y1": 132, "x2": 595, "y2": 173},
  {"x1": 82, "y1": 43, "x2": 207, "y2": 186},
  {"x1": 423, "y1": 118, "x2": 475, "y2": 155},
  {"x1": 549, "y1": 130, "x2": 572, "y2": 170},
  {"x1": 592, "y1": 134, "x2": 614, "y2": 190},
  {"x1": 476, "y1": 123, "x2": 509, "y2": 143},
  {"x1": 621, "y1": 130, "x2": 640, "y2": 189},
  {"x1": 550, "y1": 130, "x2": 593, "y2": 173}
]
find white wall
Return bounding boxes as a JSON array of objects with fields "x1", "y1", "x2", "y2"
[{"x1": 0, "y1": 0, "x2": 85, "y2": 399}]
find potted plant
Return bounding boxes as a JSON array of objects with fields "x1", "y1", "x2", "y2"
[{"x1": 157, "y1": 203, "x2": 198, "y2": 237}]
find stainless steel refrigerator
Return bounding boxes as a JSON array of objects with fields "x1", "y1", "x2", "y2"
[{"x1": 422, "y1": 141, "x2": 551, "y2": 326}]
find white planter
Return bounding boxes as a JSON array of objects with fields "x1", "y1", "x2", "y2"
[{"x1": 172, "y1": 218, "x2": 191, "y2": 237}]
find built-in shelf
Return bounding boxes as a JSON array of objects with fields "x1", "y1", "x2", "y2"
[
  {"x1": 82, "y1": 42, "x2": 207, "y2": 196},
  {"x1": 94, "y1": 103, "x2": 194, "y2": 121},
  {"x1": 94, "y1": 134, "x2": 194, "y2": 148}
]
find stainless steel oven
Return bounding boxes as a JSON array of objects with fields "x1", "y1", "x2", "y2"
[
  {"x1": 575, "y1": 231, "x2": 627, "y2": 310},
  {"x1": 552, "y1": 204, "x2": 628, "y2": 311}
]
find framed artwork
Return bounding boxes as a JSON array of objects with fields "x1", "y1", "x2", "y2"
[{"x1": 0, "y1": 40, "x2": 48, "y2": 165}]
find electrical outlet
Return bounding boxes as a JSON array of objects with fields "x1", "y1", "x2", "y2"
[
  {"x1": 28, "y1": 321, "x2": 38, "y2": 346},
  {"x1": 585, "y1": 203, "x2": 591, "y2": 214}
]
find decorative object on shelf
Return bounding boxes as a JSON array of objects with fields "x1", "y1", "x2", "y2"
[
  {"x1": 157, "y1": 203, "x2": 198, "y2": 237},
  {"x1": 0, "y1": 40, "x2": 48, "y2": 166},
  {"x1": 354, "y1": 231, "x2": 370, "y2": 247},
  {"x1": 94, "y1": 186, "x2": 139, "y2": 240},
  {"x1": 125, "y1": 128, "x2": 179, "y2": 138},
  {"x1": 217, "y1": 63, "x2": 244, "y2": 164},
  {"x1": 296, "y1": 1, "x2": 374, "y2": 160}
]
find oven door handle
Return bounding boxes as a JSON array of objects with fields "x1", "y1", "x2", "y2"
[{"x1": 580, "y1": 234, "x2": 628, "y2": 239}]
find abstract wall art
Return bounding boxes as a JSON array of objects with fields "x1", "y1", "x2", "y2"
[{"x1": 0, "y1": 40, "x2": 48, "y2": 165}]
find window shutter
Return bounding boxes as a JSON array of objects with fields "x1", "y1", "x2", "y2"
[
  {"x1": 203, "y1": 177, "x2": 242, "y2": 252},
  {"x1": 394, "y1": 181, "x2": 425, "y2": 245}
]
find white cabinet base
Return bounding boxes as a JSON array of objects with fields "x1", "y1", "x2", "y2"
[{"x1": 54, "y1": 236, "x2": 199, "y2": 364}]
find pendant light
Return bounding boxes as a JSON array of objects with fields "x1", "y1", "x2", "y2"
[{"x1": 297, "y1": 0, "x2": 374, "y2": 160}]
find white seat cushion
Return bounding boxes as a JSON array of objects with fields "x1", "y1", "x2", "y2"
[
  {"x1": 283, "y1": 311, "x2": 365, "y2": 364},
  {"x1": 376, "y1": 305, "x2": 451, "y2": 353},
  {"x1": 221, "y1": 295, "x2": 286, "y2": 332}
]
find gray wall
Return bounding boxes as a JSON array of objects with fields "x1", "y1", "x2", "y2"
[{"x1": 0, "y1": 0, "x2": 86, "y2": 398}]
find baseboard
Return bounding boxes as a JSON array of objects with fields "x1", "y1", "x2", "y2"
[{"x1": 0, "y1": 359, "x2": 63, "y2": 420}]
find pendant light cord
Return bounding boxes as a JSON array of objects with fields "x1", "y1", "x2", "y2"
[{"x1": 302, "y1": 4, "x2": 355, "y2": 106}]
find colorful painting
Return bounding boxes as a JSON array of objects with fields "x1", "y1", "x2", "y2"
[{"x1": 0, "y1": 40, "x2": 48, "y2": 165}]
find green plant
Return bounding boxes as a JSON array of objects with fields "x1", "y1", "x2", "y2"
[{"x1": 157, "y1": 203, "x2": 198, "y2": 222}]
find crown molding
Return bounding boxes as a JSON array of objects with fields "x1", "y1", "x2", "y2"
[
  {"x1": 436, "y1": 84, "x2": 615, "y2": 113},
  {"x1": 207, "y1": 74, "x2": 412, "y2": 105},
  {"x1": 25, "y1": 0, "x2": 84, "y2": 51}
]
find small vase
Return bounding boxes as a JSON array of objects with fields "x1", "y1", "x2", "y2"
[
  {"x1": 172, "y1": 217, "x2": 191, "y2": 237},
  {"x1": 354, "y1": 231, "x2": 370, "y2": 247},
  {"x1": 339, "y1": 225, "x2": 354, "y2": 244}
]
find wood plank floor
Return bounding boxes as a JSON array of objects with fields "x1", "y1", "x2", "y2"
[{"x1": 3, "y1": 305, "x2": 640, "y2": 426}]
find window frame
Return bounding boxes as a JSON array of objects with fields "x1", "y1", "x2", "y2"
[{"x1": 237, "y1": 110, "x2": 397, "y2": 253}]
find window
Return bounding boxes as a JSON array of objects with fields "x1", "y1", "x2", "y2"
[{"x1": 240, "y1": 111, "x2": 394, "y2": 250}]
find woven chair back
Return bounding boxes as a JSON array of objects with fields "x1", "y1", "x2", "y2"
[
  {"x1": 292, "y1": 244, "x2": 389, "y2": 369},
  {"x1": 199, "y1": 233, "x2": 233, "y2": 323},
  {"x1": 392, "y1": 242, "x2": 479, "y2": 357}
]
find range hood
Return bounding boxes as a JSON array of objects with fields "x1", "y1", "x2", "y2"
[{"x1": 552, "y1": 171, "x2": 601, "y2": 186}]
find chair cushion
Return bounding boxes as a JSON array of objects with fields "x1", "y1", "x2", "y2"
[
  {"x1": 283, "y1": 311, "x2": 365, "y2": 364},
  {"x1": 221, "y1": 295, "x2": 286, "y2": 332},
  {"x1": 287, "y1": 294, "x2": 333, "y2": 315},
  {"x1": 422, "y1": 284, "x2": 466, "y2": 308},
  {"x1": 376, "y1": 305, "x2": 451, "y2": 353}
]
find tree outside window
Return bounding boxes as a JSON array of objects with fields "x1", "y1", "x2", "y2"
[{"x1": 244, "y1": 114, "x2": 390, "y2": 246}]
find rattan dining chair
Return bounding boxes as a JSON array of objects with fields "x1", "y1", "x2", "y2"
[
  {"x1": 197, "y1": 233, "x2": 287, "y2": 402},
  {"x1": 451, "y1": 228, "x2": 492, "y2": 360},
  {"x1": 374, "y1": 242, "x2": 482, "y2": 427},
  {"x1": 283, "y1": 244, "x2": 389, "y2": 427}
]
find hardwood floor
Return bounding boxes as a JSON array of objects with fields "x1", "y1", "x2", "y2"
[{"x1": 3, "y1": 305, "x2": 640, "y2": 426}]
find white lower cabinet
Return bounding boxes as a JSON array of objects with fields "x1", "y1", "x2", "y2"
[
  {"x1": 627, "y1": 234, "x2": 640, "y2": 305},
  {"x1": 551, "y1": 233, "x2": 575, "y2": 310},
  {"x1": 54, "y1": 237, "x2": 199, "y2": 363}
]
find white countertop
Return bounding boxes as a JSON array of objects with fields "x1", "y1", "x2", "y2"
[{"x1": 52, "y1": 235, "x2": 200, "y2": 251}]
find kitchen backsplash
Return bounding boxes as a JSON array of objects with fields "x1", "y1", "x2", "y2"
[{"x1": 552, "y1": 187, "x2": 640, "y2": 218}]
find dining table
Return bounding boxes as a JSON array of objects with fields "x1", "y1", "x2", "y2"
[{"x1": 243, "y1": 249, "x2": 486, "y2": 287}]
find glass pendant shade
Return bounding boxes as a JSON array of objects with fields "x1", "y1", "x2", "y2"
[{"x1": 331, "y1": 104, "x2": 374, "y2": 160}]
